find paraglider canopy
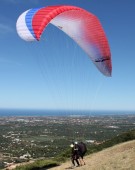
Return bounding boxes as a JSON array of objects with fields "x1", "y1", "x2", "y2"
[{"x1": 16, "y1": 5, "x2": 112, "y2": 76}]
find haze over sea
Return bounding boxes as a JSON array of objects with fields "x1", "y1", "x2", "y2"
[{"x1": 0, "y1": 109, "x2": 135, "y2": 117}]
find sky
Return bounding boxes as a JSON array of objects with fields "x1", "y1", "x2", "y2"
[{"x1": 0, "y1": 0, "x2": 135, "y2": 111}]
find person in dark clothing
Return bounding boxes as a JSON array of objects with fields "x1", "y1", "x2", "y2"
[
  {"x1": 70, "y1": 143, "x2": 80, "y2": 167},
  {"x1": 72, "y1": 141, "x2": 87, "y2": 166}
]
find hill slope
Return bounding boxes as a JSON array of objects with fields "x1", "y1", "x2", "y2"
[{"x1": 50, "y1": 140, "x2": 135, "y2": 170}]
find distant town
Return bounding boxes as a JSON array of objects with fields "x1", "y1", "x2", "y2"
[{"x1": 0, "y1": 114, "x2": 135, "y2": 169}]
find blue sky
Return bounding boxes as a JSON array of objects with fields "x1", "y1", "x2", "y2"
[{"x1": 0, "y1": 0, "x2": 135, "y2": 111}]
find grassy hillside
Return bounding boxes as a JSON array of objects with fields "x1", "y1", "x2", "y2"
[
  {"x1": 55, "y1": 129, "x2": 135, "y2": 161},
  {"x1": 86, "y1": 128, "x2": 135, "y2": 155},
  {"x1": 10, "y1": 129, "x2": 135, "y2": 170},
  {"x1": 50, "y1": 139, "x2": 135, "y2": 170}
]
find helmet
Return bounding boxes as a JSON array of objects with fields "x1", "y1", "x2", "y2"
[{"x1": 70, "y1": 144, "x2": 74, "y2": 148}]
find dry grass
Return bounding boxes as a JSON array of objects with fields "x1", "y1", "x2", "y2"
[{"x1": 50, "y1": 140, "x2": 135, "y2": 170}]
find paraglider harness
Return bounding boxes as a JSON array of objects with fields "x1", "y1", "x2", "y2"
[{"x1": 78, "y1": 142, "x2": 87, "y2": 157}]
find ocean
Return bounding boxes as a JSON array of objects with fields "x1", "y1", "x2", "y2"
[{"x1": 0, "y1": 109, "x2": 134, "y2": 117}]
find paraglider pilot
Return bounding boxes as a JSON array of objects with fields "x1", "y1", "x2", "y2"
[
  {"x1": 70, "y1": 141, "x2": 87, "y2": 167},
  {"x1": 70, "y1": 143, "x2": 80, "y2": 167}
]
